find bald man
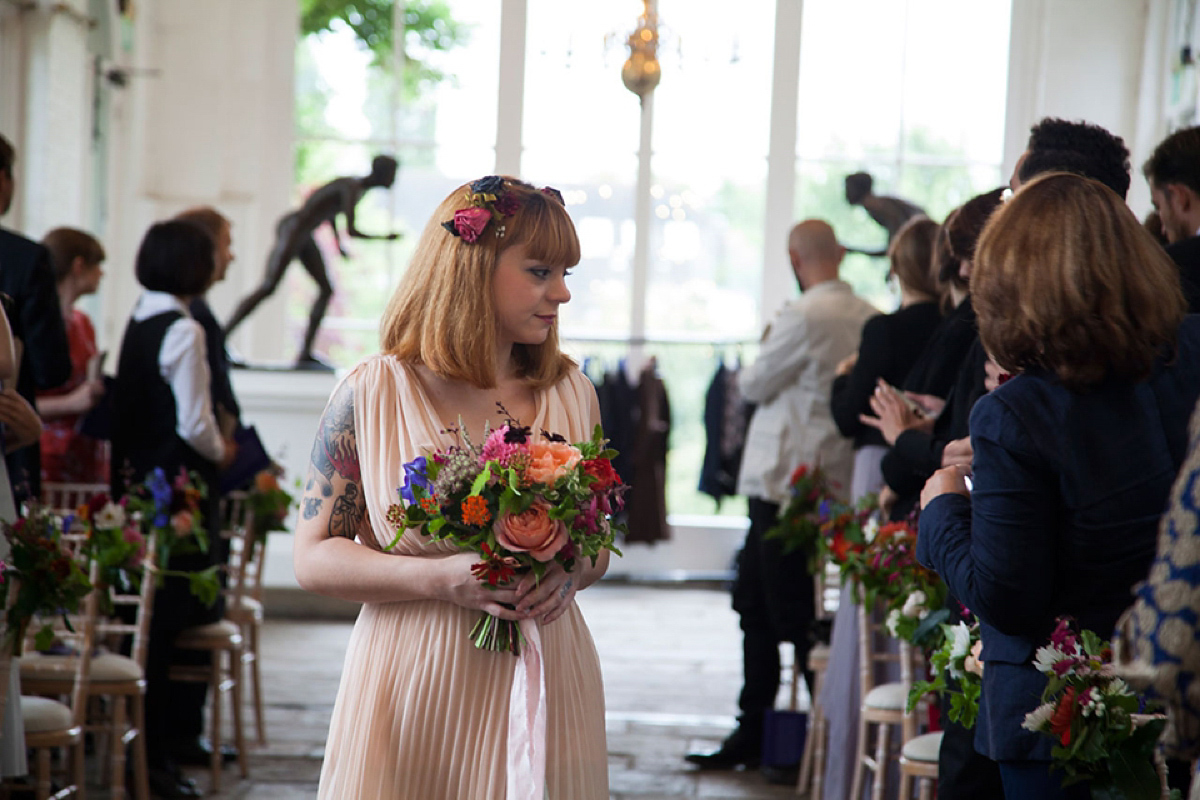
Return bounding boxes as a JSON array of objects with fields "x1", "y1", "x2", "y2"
[{"x1": 687, "y1": 219, "x2": 877, "y2": 776}]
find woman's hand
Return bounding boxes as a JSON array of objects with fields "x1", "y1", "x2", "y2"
[
  {"x1": 513, "y1": 562, "x2": 578, "y2": 625},
  {"x1": 0, "y1": 389, "x2": 42, "y2": 452},
  {"x1": 941, "y1": 437, "x2": 973, "y2": 470},
  {"x1": 905, "y1": 392, "x2": 945, "y2": 419},
  {"x1": 438, "y1": 552, "x2": 524, "y2": 621},
  {"x1": 920, "y1": 465, "x2": 970, "y2": 510},
  {"x1": 860, "y1": 380, "x2": 932, "y2": 445}
]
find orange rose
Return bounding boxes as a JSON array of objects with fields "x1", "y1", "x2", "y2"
[
  {"x1": 493, "y1": 500, "x2": 568, "y2": 562},
  {"x1": 525, "y1": 441, "x2": 582, "y2": 485},
  {"x1": 170, "y1": 510, "x2": 194, "y2": 536},
  {"x1": 255, "y1": 470, "x2": 280, "y2": 492}
]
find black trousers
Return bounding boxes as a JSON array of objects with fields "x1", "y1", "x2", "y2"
[
  {"x1": 937, "y1": 692, "x2": 1004, "y2": 800},
  {"x1": 730, "y1": 497, "x2": 816, "y2": 740}
]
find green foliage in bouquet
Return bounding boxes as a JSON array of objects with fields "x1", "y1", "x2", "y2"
[
  {"x1": 1021, "y1": 619, "x2": 1169, "y2": 800},
  {"x1": 245, "y1": 469, "x2": 296, "y2": 542},
  {"x1": 764, "y1": 464, "x2": 837, "y2": 569},
  {"x1": 907, "y1": 619, "x2": 982, "y2": 727},
  {"x1": 1, "y1": 503, "x2": 92, "y2": 655}
]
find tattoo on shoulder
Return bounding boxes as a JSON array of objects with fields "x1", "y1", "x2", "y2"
[
  {"x1": 307, "y1": 382, "x2": 362, "y2": 496},
  {"x1": 328, "y1": 482, "x2": 366, "y2": 539}
]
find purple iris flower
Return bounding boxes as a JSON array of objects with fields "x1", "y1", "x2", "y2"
[{"x1": 400, "y1": 457, "x2": 433, "y2": 504}]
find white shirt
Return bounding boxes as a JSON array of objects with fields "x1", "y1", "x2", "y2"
[{"x1": 131, "y1": 291, "x2": 226, "y2": 464}]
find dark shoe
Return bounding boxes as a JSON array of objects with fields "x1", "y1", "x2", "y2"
[
  {"x1": 761, "y1": 763, "x2": 800, "y2": 785},
  {"x1": 168, "y1": 736, "x2": 238, "y2": 767},
  {"x1": 684, "y1": 728, "x2": 761, "y2": 770},
  {"x1": 147, "y1": 761, "x2": 202, "y2": 799}
]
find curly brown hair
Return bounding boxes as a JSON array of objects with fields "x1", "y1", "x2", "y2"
[{"x1": 973, "y1": 172, "x2": 1185, "y2": 390}]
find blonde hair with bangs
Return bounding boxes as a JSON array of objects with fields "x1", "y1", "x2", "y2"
[
  {"x1": 380, "y1": 177, "x2": 580, "y2": 389},
  {"x1": 972, "y1": 171, "x2": 1185, "y2": 391}
]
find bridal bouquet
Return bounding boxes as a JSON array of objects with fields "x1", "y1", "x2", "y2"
[
  {"x1": 386, "y1": 414, "x2": 626, "y2": 655},
  {"x1": 1021, "y1": 618, "x2": 1165, "y2": 799}
]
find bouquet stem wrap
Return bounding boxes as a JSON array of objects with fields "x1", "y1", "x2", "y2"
[{"x1": 506, "y1": 618, "x2": 546, "y2": 800}]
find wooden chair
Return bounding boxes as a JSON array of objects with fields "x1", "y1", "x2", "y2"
[
  {"x1": 20, "y1": 534, "x2": 158, "y2": 800},
  {"x1": 849, "y1": 602, "x2": 919, "y2": 800},
  {"x1": 897, "y1": 730, "x2": 941, "y2": 800},
  {"x1": 220, "y1": 491, "x2": 268, "y2": 746},
  {"x1": 168, "y1": 510, "x2": 253, "y2": 792},
  {"x1": 41, "y1": 482, "x2": 110, "y2": 516},
  {"x1": 15, "y1": 560, "x2": 101, "y2": 800},
  {"x1": 795, "y1": 642, "x2": 830, "y2": 797}
]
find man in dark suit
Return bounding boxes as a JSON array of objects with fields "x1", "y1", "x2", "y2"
[
  {"x1": 1144, "y1": 126, "x2": 1200, "y2": 312},
  {"x1": 0, "y1": 134, "x2": 72, "y2": 501}
]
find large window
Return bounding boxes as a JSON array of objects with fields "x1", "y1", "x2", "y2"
[{"x1": 291, "y1": 1, "x2": 1012, "y2": 518}]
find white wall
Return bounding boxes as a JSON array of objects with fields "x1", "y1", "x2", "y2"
[{"x1": 1003, "y1": 0, "x2": 1174, "y2": 215}]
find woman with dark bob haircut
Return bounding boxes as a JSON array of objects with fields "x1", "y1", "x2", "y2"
[
  {"x1": 111, "y1": 218, "x2": 237, "y2": 797},
  {"x1": 916, "y1": 171, "x2": 1200, "y2": 799}
]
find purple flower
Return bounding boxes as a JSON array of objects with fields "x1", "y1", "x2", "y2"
[
  {"x1": 494, "y1": 193, "x2": 521, "y2": 216},
  {"x1": 472, "y1": 175, "x2": 505, "y2": 195},
  {"x1": 1049, "y1": 618, "x2": 1078, "y2": 653},
  {"x1": 400, "y1": 457, "x2": 433, "y2": 504}
]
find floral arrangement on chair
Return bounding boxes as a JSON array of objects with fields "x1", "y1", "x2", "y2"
[
  {"x1": 1, "y1": 503, "x2": 93, "y2": 655},
  {"x1": 82, "y1": 467, "x2": 220, "y2": 606},
  {"x1": 245, "y1": 468, "x2": 295, "y2": 543},
  {"x1": 907, "y1": 616, "x2": 983, "y2": 727},
  {"x1": 764, "y1": 464, "x2": 836, "y2": 568},
  {"x1": 385, "y1": 410, "x2": 626, "y2": 655},
  {"x1": 1021, "y1": 618, "x2": 1166, "y2": 800}
]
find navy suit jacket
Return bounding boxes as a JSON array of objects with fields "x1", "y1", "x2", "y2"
[
  {"x1": 0, "y1": 228, "x2": 72, "y2": 499},
  {"x1": 918, "y1": 315, "x2": 1200, "y2": 761}
]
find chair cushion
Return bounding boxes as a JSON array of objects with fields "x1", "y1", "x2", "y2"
[
  {"x1": 175, "y1": 620, "x2": 243, "y2": 650},
  {"x1": 863, "y1": 681, "x2": 909, "y2": 710},
  {"x1": 901, "y1": 731, "x2": 943, "y2": 762},
  {"x1": 20, "y1": 652, "x2": 143, "y2": 683},
  {"x1": 21, "y1": 696, "x2": 73, "y2": 733}
]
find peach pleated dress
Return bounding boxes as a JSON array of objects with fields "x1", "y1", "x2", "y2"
[{"x1": 316, "y1": 355, "x2": 609, "y2": 800}]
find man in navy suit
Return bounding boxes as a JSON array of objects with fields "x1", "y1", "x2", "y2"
[
  {"x1": 1144, "y1": 126, "x2": 1200, "y2": 312},
  {"x1": 0, "y1": 134, "x2": 71, "y2": 501}
]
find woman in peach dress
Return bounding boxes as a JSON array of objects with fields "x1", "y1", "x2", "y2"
[{"x1": 293, "y1": 177, "x2": 610, "y2": 800}]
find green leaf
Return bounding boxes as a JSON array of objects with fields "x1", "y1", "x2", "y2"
[
  {"x1": 34, "y1": 625, "x2": 55, "y2": 653},
  {"x1": 470, "y1": 464, "x2": 492, "y2": 497}
]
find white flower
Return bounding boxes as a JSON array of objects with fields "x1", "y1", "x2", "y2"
[
  {"x1": 901, "y1": 590, "x2": 927, "y2": 619},
  {"x1": 947, "y1": 622, "x2": 972, "y2": 680},
  {"x1": 886, "y1": 608, "x2": 902, "y2": 637},
  {"x1": 1033, "y1": 645, "x2": 1063, "y2": 675},
  {"x1": 95, "y1": 502, "x2": 126, "y2": 530},
  {"x1": 1022, "y1": 702, "x2": 1055, "y2": 732},
  {"x1": 863, "y1": 515, "x2": 880, "y2": 543}
]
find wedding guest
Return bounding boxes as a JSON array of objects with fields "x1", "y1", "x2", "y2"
[
  {"x1": 36, "y1": 227, "x2": 108, "y2": 484},
  {"x1": 173, "y1": 207, "x2": 241, "y2": 439},
  {"x1": 917, "y1": 171, "x2": 1200, "y2": 800},
  {"x1": 687, "y1": 219, "x2": 876, "y2": 776},
  {"x1": 293, "y1": 177, "x2": 610, "y2": 799},
  {"x1": 823, "y1": 215, "x2": 941, "y2": 800},
  {"x1": 1142, "y1": 125, "x2": 1200, "y2": 311},
  {"x1": 0, "y1": 133, "x2": 71, "y2": 501},
  {"x1": 111, "y1": 220, "x2": 237, "y2": 799}
]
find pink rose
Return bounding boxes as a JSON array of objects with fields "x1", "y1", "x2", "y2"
[
  {"x1": 453, "y1": 207, "x2": 493, "y2": 243},
  {"x1": 493, "y1": 500, "x2": 568, "y2": 562},
  {"x1": 526, "y1": 441, "x2": 582, "y2": 485}
]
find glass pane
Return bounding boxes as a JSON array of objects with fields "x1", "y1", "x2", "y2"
[{"x1": 291, "y1": 1, "x2": 499, "y2": 368}]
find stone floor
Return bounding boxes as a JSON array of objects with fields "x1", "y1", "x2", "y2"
[{"x1": 182, "y1": 583, "x2": 808, "y2": 799}]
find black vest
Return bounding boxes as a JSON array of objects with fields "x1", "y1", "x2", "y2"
[{"x1": 110, "y1": 311, "x2": 219, "y2": 533}]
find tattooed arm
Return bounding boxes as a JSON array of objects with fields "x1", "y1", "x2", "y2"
[{"x1": 292, "y1": 375, "x2": 525, "y2": 616}]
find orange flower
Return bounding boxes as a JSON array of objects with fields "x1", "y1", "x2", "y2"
[
  {"x1": 255, "y1": 471, "x2": 280, "y2": 493},
  {"x1": 493, "y1": 499, "x2": 568, "y2": 562},
  {"x1": 1048, "y1": 686, "x2": 1077, "y2": 746},
  {"x1": 461, "y1": 495, "x2": 491, "y2": 527},
  {"x1": 419, "y1": 496, "x2": 439, "y2": 514},
  {"x1": 526, "y1": 440, "x2": 582, "y2": 485}
]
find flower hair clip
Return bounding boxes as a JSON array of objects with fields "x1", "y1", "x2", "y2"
[
  {"x1": 442, "y1": 176, "x2": 520, "y2": 243},
  {"x1": 442, "y1": 177, "x2": 567, "y2": 243}
]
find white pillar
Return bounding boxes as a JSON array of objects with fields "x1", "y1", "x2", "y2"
[
  {"x1": 760, "y1": 0, "x2": 803, "y2": 324},
  {"x1": 495, "y1": 0, "x2": 527, "y2": 176}
]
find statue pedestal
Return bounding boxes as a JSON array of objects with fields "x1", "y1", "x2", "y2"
[{"x1": 230, "y1": 367, "x2": 340, "y2": 592}]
